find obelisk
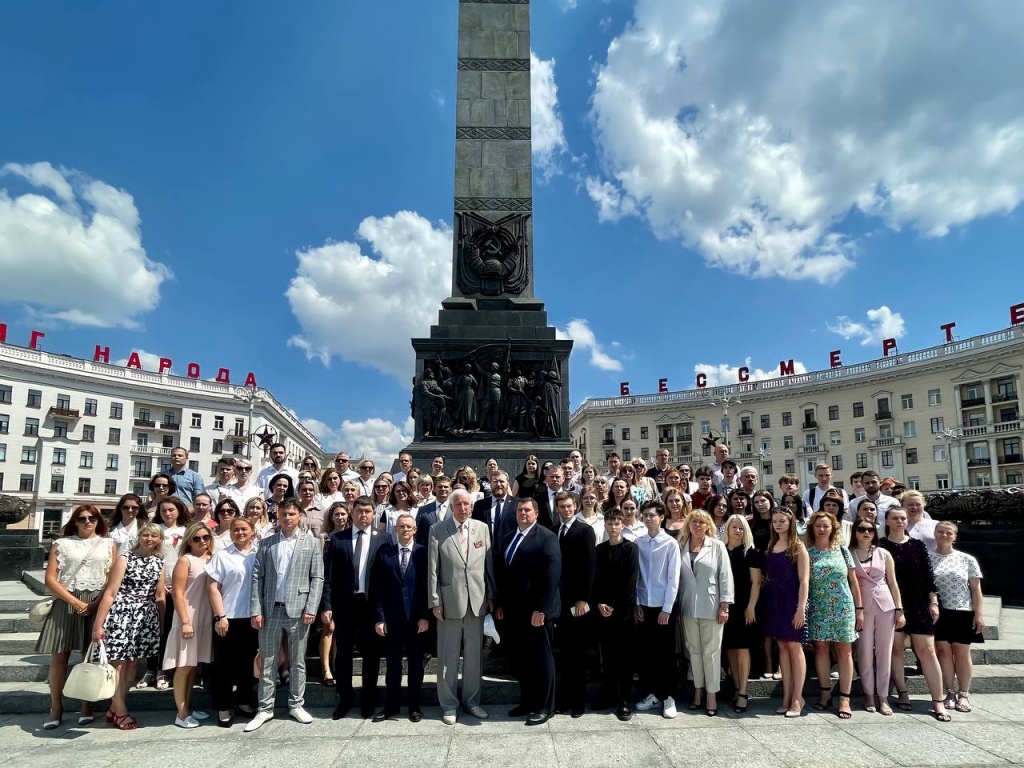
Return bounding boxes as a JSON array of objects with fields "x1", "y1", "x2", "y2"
[{"x1": 401, "y1": 0, "x2": 573, "y2": 471}]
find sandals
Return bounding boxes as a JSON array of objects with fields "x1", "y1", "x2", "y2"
[
  {"x1": 865, "y1": 696, "x2": 877, "y2": 714},
  {"x1": 688, "y1": 692, "x2": 705, "y2": 711},
  {"x1": 42, "y1": 712, "x2": 62, "y2": 730},
  {"x1": 733, "y1": 693, "x2": 749, "y2": 714},
  {"x1": 928, "y1": 700, "x2": 952, "y2": 722},
  {"x1": 895, "y1": 689, "x2": 913, "y2": 711},
  {"x1": 878, "y1": 698, "x2": 893, "y2": 717},
  {"x1": 955, "y1": 692, "x2": 972, "y2": 713},
  {"x1": 814, "y1": 686, "x2": 833, "y2": 711},
  {"x1": 136, "y1": 671, "x2": 155, "y2": 689},
  {"x1": 111, "y1": 712, "x2": 138, "y2": 730},
  {"x1": 154, "y1": 674, "x2": 169, "y2": 691},
  {"x1": 77, "y1": 714, "x2": 95, "y2": 726},
  {"x1": 837, "y1": 692, "x2": 852, "y2": 719},
  {"x1": 943, "y1": 688, "x2": 956, "y2": 710}
]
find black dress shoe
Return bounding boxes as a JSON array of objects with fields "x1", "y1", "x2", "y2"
[
  {"x1": 360, "y1": 708, "x2": 375, "y2": 720},
  {"x1": 372, "y1": 710, "x2": 398, "y2": 723},
  {"x1": 508, "y1": 705, "x2": 531, "y2": 717},
  {"x1": 332, "y1": 703, "x2": 351, "y2": 721},
  {"x1": 321, "y1": 677, "x2": 337, "y2": 688},
  {"x1": 570, "y1": 708, "x2": 584, "y2": 719},
  {"x1": 409, "y1": 709, "x2": 423, "y2": 723},
  {"x1": 615, "y1": 706, "x2": 633, "y2": 722},
  {"x1": 526, "y1": 712, "x2": 553, "y2": 726}
]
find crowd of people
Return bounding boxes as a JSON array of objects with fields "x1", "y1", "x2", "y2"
[{"x1": 35, "y1": 443, "x2": 986, "y2": 731}]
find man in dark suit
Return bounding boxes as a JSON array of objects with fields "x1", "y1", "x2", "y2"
[
  {"x1": 552, "y1": 491, "x2": 596, "y2": 718},
  {"x1": 369, "y1": 513, "x2": 429, "y2": 723},
  {"x1": 533, "y1": 465, "x2": 567, "y2": 530},
  {"x1": 472, "y1": 470, "x2": 517, "y2": 547},
  {"x1": 415, "y1": 475, "x2": 452, "y2": 546},
  {"x1": 494, "y1": 496, "x2": 561, "y2": 725},
  {"x1": 320, "y1": 496, "x2": 385, "y2": 720}
]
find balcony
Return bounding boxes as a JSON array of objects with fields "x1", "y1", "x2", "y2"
[
  {"x1": 129, "y1": 444, "x2": 172, "y2": 456},
  {"x1": 999, "y1": 454, "x2": 1024, "y2": 464},
  {"x1": 995, "y1": 391, "x2": 1018, "y2": 403},
  {"x1": 158, "y1": 422, "x2": 180, "y2": 431},
  {"x1": 802, "y1": 420, "x2": 818, "y2": 430},
  {"x1": 869, "y1": 436, "x2": 904, "y2": 449},
  {"x1": 961, "y1": 397, "x2": 986, "y2": 408},
  {"x1": 134, "y1": 418, "x2": 156, "y2": 428},
  {"x1": 48, "y1": 407, "x2": 80, "y2": 419},
  {"x1": 967, "y1": 457, "x2": 991, "y2": 467},
  {"x1": 601, "y1": 439, "x2": 616, "y2": 447},
  {"x1": 738, "y1": 427, "x2": 754, "y2": 437},
  {"x1": 874, "y1": 411, "x2": 894, "y2": 421},
  {"x1": 131, "y1": 471, "x2": 151, "y2": 479},
  {"x1": 995, "y1": 420, "x2": 1022, "y2": 433},
  {"x1": 797, "y1": 446, "x2": 827, "y2": 455}
]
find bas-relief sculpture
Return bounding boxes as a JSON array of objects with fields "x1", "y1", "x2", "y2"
[{"x1": 454, "y1": 212, "x2": 531, "y2": 297}]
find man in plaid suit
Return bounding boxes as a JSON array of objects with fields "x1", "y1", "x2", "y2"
[{"x1": 245, "y1": 498, "x2": 324, "y2": 732}]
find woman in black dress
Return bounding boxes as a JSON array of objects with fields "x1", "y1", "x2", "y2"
[
  {"x1": 512, "y1": 454, "x2": 541, "y2": 498},
  {"x1": 722, "y1": 514, "x2": 762, "y2": 712}
]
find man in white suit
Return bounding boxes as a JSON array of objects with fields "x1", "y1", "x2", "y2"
[{"x1": 427, "y1": 489, "x2": 494, "y2": 726}]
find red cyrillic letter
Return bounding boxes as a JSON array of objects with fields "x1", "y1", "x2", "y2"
[
  {"x1": 658, "y1": 378, "x2": 668, "y2": 393},
  {"x1": 215, "y1": 368, "x2": 231, "y2": 384},
  {"x1": 126, "y1": 352, "x2": 142, "y2": 369},
  {"x1": 243, "y1": 372, "x2": 257, "y2": 388},
  {"x1": 882, "y1": 338, "x2": 897, "y2": 356},
  {"x1": 187, "y1": 363, "x2": 201, "y2": 379},
  {"x1": 940, "y1": 322, "x2": 956, "y2": 342},
  {"x1": 93, "y1": 345, "x2": 110, "y2": 363},
  {"x1": 159, "y1": 357, "x2": 172, "y2": 374},
  {"x1": 619, "y1": 382, "x2": 630, "y2": 396},
  {"x1": 779, "y1": 359, "x2": 795, "y2": 376},
  {"x1": 29, "y1": 330, "x2": 45, "y2": 349},
  {"x1": 696, "y1": 373, "x2": 707, "y2": 388},
  {"x1": 738, "y1": 366, "x2": 750, "y2": 383},
  {"x1": 830, "y1": 350, "x2": 842, "y2": 368},
  {"x1": 1011, "y1": 303, "x2": 1024, "y2": 326}
]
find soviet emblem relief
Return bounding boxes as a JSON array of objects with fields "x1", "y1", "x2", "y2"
[{"x1": 455, "y1": 212, "x2": 531, "y2": 297}]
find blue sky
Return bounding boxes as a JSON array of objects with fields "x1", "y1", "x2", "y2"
[{"x1": 1, "y1": 0, "x2": 1022, "y2": 467}]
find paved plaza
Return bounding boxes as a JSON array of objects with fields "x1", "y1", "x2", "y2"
[{"x1": 2, "y1": 693, "x2": 1024, "y2": 768}]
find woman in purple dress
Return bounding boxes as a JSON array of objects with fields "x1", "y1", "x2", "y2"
[{"x1": 762, "y1": 509, "x2": 809, "y2": 718}]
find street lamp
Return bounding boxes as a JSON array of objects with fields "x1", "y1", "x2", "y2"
[
  {"x1": 756, "y1": 447, "x2": 772, "y2": 490},
  {"x1": 709, "y1": 394, "x2": 742, "y2": 450},
  {"x1": 936, "y1": 426, "x2": 964, "y2": 490},
  {"x1": 233, "y1": 387, "x2": 265, "y2": 460}
]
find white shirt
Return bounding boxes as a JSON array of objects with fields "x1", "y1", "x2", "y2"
[
  {"x1": 490, "y1": 495, "x2": 512, "y2": 535},
  {"x1": 352, "y1": 526, "x2": 373, "y2": 594},
  {"x1": 850, "y1": 493, "x2": 899, "y2": 521},
  {"x1": 804, "y1": 486, "x2": 851, "y2": 516},
  {"x1": 505, "y1": 522, "x2": 536, "y2": 562},
  {"x1": 205, "y1": 482, "x2": 241, "y2": 507},
  {"x1": 635, "y1": 529, "x2": 681, "y2": 612},
  {"x1": 160, "y1": 525, "x2": 186, "y2": 579},
  {"x1": 233, "y1": 483, "x2": 264, "y2": 507},
  {"x1": 355, "y1": 476, "x2": 375, "y2": 496},
  {"x1": 108, "y1": 520, "x2": 139, "y2": 553},
  {"x1": 340, "y1": 469, "x2": 360, "y2": 483},
  {"x1": 436, "y1": 500, "x2": 451, "y2": 522},
  {"x1": 907, "y1": 518, "x2": 938, "y2": 552},
  {"x1": 557, "y1": 517, "x2": 576, "y2": 539},
  {"x1": 205, "y1": 543, "x2": 257, "y2": 618},
  {"x1": 393, "y1": 472, "x2": 408, "y2": 484},
  {"x1": 273, "y1": 531, "x2": 299, "y2": 604},
  {"x1": 255, "y1": 464, "x2": 300, "y2": 494},
  {"x1": 575, "y1": 511, "x2": 608, "y2": 545}
]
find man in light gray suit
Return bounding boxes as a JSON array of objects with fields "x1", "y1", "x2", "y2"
[
  {"x1": 427, "y1": 488, "x2": 494, "y2": 726},
  {"x1": 245, "y1": 499, "x2": 324, "y2": 732}
]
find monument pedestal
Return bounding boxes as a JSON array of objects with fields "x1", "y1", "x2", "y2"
[{"x1": 0, "y1": 529, "x2": 42, "y2": 581}]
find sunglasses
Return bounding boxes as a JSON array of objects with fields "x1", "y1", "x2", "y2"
[
  {"x1": 192, "y1": 534, "x2": 212, "y2": 542},
  {"x1": 153, "y1": 484, "x2": 169, "y2": 489},
  {"x1": 77, "y1": 515, "x2": 99, "y2": 524},
  {"x1": 236, "y1": 467, "x2": 252, "y2": 472},
  {"x1": 218, "y1": 508, "x2": 238, "y2": 516},
  {"x1": 855, "y1": 526, "x2": 875, "y2": 534},
  {"x1": 120, "y1": 505, "x2": 140, "y2": 512}
]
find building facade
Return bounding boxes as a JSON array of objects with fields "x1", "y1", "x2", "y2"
[
  {"x1": 569, "y1": 325, "x2": 1024, "y2": 495},
  {"x1": 0, "y1": 342, "x2": 323, "y2": 536}
]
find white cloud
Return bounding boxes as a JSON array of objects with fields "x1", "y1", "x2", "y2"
[
  {"x1": 0, "y1": 162, "x2": 170, "y2": 327},
  {"x1": 531, "y1": 52, "x2": 569, "y2": 180},
  {"x1": 114, "y1": 349, "x2": 172, "y2": 373},
  {"x1": 286, "y1": 211, "x2": 453, "y2": 381},
  {"x1": 694, "y1": 357, "x2": 808, "y2": 388},
  {"x1": 557, "y1": 0, "x2": 579, "y2": 10},
  {"x1": 828, "y1": 305, "x2": 906, "y2": 346},
  {"x1": 556, "y1": 318, "x2": 623, "y2": 371},
  {"x1": 302, "y1": 416, "x2": 414, "y2": 473},
  {"x1": 587, "y1": 1, "x2": 1024, "y2": 283}
]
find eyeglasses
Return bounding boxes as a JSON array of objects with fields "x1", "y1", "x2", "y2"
[
  {"x1": 77, "y1": 515, "x2": 99, "y2": 524},
  {"x1": 360, "y1": 466, "x2": 374, "y2": 472},
  {"x1": 855, "y1": 526, "x2": 874, "y2": 534},
  {"x1": 335, "y1": 458, "x2": 350, "y2": 463},
  {"x1": 153, "y1": 483, "x2": 169, "y2": 489},
  {"x1": 236, "y1": 467, "x2": 252, "y2": 472},
  {"x1": 374, "y1": 484, "x2": 388, "y2": 490},
  {"x1": 303, "y1": 463, "x2": 316, "y2": 468},
  {"x1": 192, "y1": 534, "x2": 212, "y2": 542},
  {"x1": 218, "y1": 508, "x2": 238, "y2": 516},
  {"x1": 120, "y1": 505, "x2": 140, "y2": 512}
]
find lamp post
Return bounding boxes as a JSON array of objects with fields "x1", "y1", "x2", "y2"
[
  {"x1": 756, "y1": 447, "x2": 771, "y2": 490},
  {"x1": 233, "y1": 387, "x2": 264, "y2": 461},
  {"x1": 936, "y1": 426, "x2": 964, "y2": 490},
  {"x1": 709, "y1": 394, "x2": 742, "y2": 452}
]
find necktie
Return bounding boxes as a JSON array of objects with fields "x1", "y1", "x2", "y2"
[
  {"x1": 494, "y1": 498, "x2": 503, "y2": 527},
  {"x1": 505, "y1": 531, "x2": 523, "y2": 565},
  {"x1": 559, "y1": 524, "x2": 567, "y2": 541},
  {"x1": 458, "y1": 523, "x2": 468, "y2": 554},
  {"x1": 353, "y1": 529, "x2": 365, "y2": 587},
  {"x1": 400, "y1": 547, "x2": 409, "y2": 577}
]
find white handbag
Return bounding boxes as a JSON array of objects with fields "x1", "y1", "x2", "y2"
[
  {"x1": 27, "y1": 599, "x2": 54, "y2": 625},
  {"x1": 63, "y1": 641, "x2": 117, "y2": 702}
]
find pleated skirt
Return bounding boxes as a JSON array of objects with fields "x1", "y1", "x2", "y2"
[{"x1": 35, "y1": 589, "x2": 102, "y2": 655}]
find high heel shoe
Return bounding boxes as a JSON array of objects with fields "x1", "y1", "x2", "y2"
[
  {"x1": 784, "y1": 699, "x2": 804, "y2": 718},
  {"x1": 813, "y1": 686, "x2": 833, "y2": 711},
  {"x1": 837, "y1": 691, "x2": 852, "y2": 719},
  {"x1": 733, "y1": 693, "x2": 749, "y2": 714},
  {"x1": 688, "y1": 691, "x2": 705, "y2": 711}
]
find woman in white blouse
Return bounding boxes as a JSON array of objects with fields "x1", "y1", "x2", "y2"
[{"x1": 108, "y1": 494, "x2": 148, "y2": 553}]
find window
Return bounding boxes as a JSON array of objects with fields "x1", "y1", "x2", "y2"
[
  {"x1": 104, "y1": 479, "x2": 117, "y2": 495},
  {"x1": 604, "y1": 428, "x2": 613, "y2": 442},
  {"x1": 131, "y1": 482, "x2": 145, "y2": 496},
  {"x1": 212, "y1": 439, "x2": 223, "y2": 454},
  {"x1": 828, "y1": 405, "x2": 839, "y2": 421},
  {"x1": 806, "y1": 460, "x2": 817, "y2": 473},
  {"x1": 138, "y1": 408, "x2": 151, "y2": 423},
  {"x1": 928, "y1": 389, "x2": 941, "y2": 406},
  {"x1": 804, "y1": 434, "x2": 817, "y2": 447},
  {"x1": 906, "y1": 448, "x2": 918, "y2": 464},
  {"x1": 621, "y1": 428, "x2": 630, "y2": 441},
  {"x1": 830, "y1": 431, "x2": 841, "y2": 446},
  {"x1": 53, "y1": 421, "x2": 68, "y2": 438},
  {"x1": 803, "y1": 408, "x2": 816, "y2": 427},
  {"x1": 26, "y1": 389, "x2": 42, "y2": 408},
  {"x1": 965, "y1": 385, "x2": 982, "y2": 402},
  {"x1": 214, "y1": 415, "x2": 224, "y2": 430},
  {"x1": 21, "y1": 447, "x2": 37, "y2": 463},
  {"x1": 783, "y1": 436, "x2": 794, "y2": 450},
  {"x1": 933, "y1": 445, "x2": 946, "y2": 462},
  {"x1": 782, "y1": 412, "x2": 792, "y2": 427},
  {"x1": 189, "y1": 436, "x2": 201, "y2": 453},
  {"x1": 700, "y1": 420, "x2": 711, "y2": 435},
  {"x1": 901, "y1": 394, "x2": 914, "y2": 410},
  {"x1": 82, "y1": 425, "x2": 95, "y2": 442},
  {"x1": 907, "y1": 476, "x2": 920, "y2": 490},
  {"x1": 856, "y1": 453, "x2": 868, "y2": 469},
  {"x1": 936, "y1": 474, "x2": 949, "y2": 490},
  {"x1": 163, "y1": 411, "x2": 175, "y2": 426},
  {"x1": 188, "y1": 460, "x2": 199, "y2": 472},
  {"x1": 996, "y1": 378, "x2": 1017, "y2": 400},
  {"x1": 136, "y1": 433, "x2": 149, "y2": 447},
  {"x1": 876, "y1": 397, "x2": 891, "y2": 418},
  {"x1": 1003, "y1": 437, "x2": 1022, "y2": 461},
  {"x1": 784, "y1": 459, "x2": 795, "y2": 473},
  {"x1": 234, "y1": 418, "x2": 245, "y2": 437},
  {"x1": 78, "y1": 477, "x2": 91, "y2": 494},
  {"x1": 930, "y1": 417, "x2": 945, "y2": 433},
  {"x1": 19, "y1": 474, "x2": 34, "y2": 492},
  {"x1": 1007, "y1": 471, "x2": 1023, "y2": 485},
  {"x1": 56, "y1": 394, "x2": 71, "y2": 410},
  {"x1": 232, "y1": 441, "x2": 244, "y2": 455},
  {"x1": 762, "y1": 438, "x2": 771, "y2": 452},
  {"x1": 903, "y1": 421, "x2": 916, "y2": 438},
  {"x1": 25, "y1": 417, "x2": 39, "y2": 436},
  {"x1": 51, "y1": 448, "x2": 66, "y2": 465},
  {"x1": 0, "y1": 385, "x2": 10, "y2": 404},
  {"x1": 50, "y1": 476, "x2": 64, "y2": 494},
  {"x1": 658, "y1": 425, "x2": 673, "y2": 443},
  {"x1": 191, "y1": 413, "x2": 202, "y2": 428},
  {"x1": 106, "y1": 454, "x2": 119, "y2": 470},
  {"x1": 110, "y1": 402, "x2": 123, "y2": 419},
  {"x1": 999, "y1": 407, "x2": 1019, "y2": 423},
  {"x1": 832, "y1": 455, "x2": 843, "y2": 471},
  {"x1": 879, "y1": 424, "x2": 893, "y2": 439},
  {"x1": 0, "y1": 444, "x2": 5, "y2": 461},
  {"x1": 740, "y1": 416, "x2": 752, "y2": 434},
  {"x1": 0, "y1": 414, "x2": 7, "y2": 433},
  {"x1": 854, "y1": 428, "x2": 865, "y2": 443},
  {"x1": 881, "y1": 451, "x2": 894, "y2": 468},
  {"x1": 763, "y1": 461, "x2": 773, "y2": 476},
  {"x1": 108, "y1": 428, "x2": 121, "y2": 444},
  {"x1": 761, "y1": 414, "x2": 771, "y2": 429},
  {"x1": 640, "y1": 448, "x2": 650, "y2": 460},
  {"x1": 80, "y1": 452, "x2": 94, "y2": 468},
  {"x1": 84, "y1": 398, "x2": 98, "y2": 416},
  {"x1": 640, "y1": 427, "x2": 649, "y2": 440},
  {"x1": 162, "y1": 434, "x2": 174, "y2": 448}
]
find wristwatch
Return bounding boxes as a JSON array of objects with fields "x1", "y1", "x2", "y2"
[{"x1": 213, "y1": 614, "x2": 226, "y2": 621}]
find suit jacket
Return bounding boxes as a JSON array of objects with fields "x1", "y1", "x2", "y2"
[
  {"x1": 250, "y1": 529, "x2": 324, "y2": 619},
  {"x1": 555, "y1": 518, "x2": 596, "y2": 614},
  {"x1": 533, "y1": 487, "x2": 567, "y2": 530},
  {"x1": 678, "y1": 537, "x2": 734, "y2": 620},
  {"x1": 427, "y1": 516, "x2": 494, "y2": 619},
  {"x1": 320, "y1": 525, "x2": 385, "y2": 615},
  {"x1": 495, "y1": 524, "x2": 561, "y2": 620},
  {"x1": 415, "y1": 500, "x2": 451, "y2": 546},
  {"x1": 370, "y1": 542, "x2": 429, "y2": 626},
  {"x1": 591, "y1": 540, "x2": 639, "y2": 617},
  {"x1": 472, "y1": 494, "x2": 518, "y2": 549}
]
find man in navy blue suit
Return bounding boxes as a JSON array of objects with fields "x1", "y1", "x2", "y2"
[
  {"x1": 494, "y1": 496, "x2": 562, "y2": 726},
  {"x1": 369, "y1": 513, "x2": 429, "y2": 722}
]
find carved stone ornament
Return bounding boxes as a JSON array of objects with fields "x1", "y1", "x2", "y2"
[{"x1": 455, "y1": 212, "x2": 531, "y2": 297}]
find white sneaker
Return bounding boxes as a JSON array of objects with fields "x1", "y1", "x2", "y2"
[
  {"x1": 442, "y1": 711, "x2": 457, "y2": 726},
  {"x1": 190, "y1": 710, "x2": 209, "y2": 721},
  {"x1": 662, "y1": 697, "x2": 678, "y2": 719},
  {"x1": 289, "y1": 706, "x2": 313, "y2": 724},
  {"x1": 174, "y1": 715, "x2": 200, "y2": 729},
  {"x1": 244, "y1": 711, "x2": 274, "y2": 733},
  {"x1": 635, "y1": 694, "x2": 660, "y2": 711}
]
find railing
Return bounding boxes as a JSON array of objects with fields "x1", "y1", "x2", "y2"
[
  {"x1": 967, "y1": 458, "x2": 991, "y2": 467},
  {"x1": 48, "y1": 407, "x2": 80, "y2": 418},
  {"x1": 128, "y1": 445, "x2": 172, "y2": 456},
  {"x1": 601, "y1": 439, "x2": 616, "y2": 446},
  {"x1": 797, "y1": 446, "x2": 827, "y2": 454},
  {"x1": 995, "y1": 421, "x2": 1021, "y2": 433},
  {"x1": 874, "y1": 411, "x2": 893, "y2": 421},
  {"x1": 999, "y1": 454, "x2": 1024, "y2": 464},
  {"x1": 869, "y1": 437, "x2": 904, "y2": 448},
  {"x1": 961, "y1": 397, "x2": 986, "y2": 408},
  {"x1": 994, "y1": 392, "x2": 1018, "y2": 403},
  {"x1": 159, "y1": 422, "x2": 180, "y2": 431},
  {"x1": 802, "y1": 420, "x2": 818, "y2": 430},
  {"x1": 738, "y1": 428, "x2": 754, "y2": 437},
  {"x1": 134, "y1": 419, "x2": 156, "y2": 428}
]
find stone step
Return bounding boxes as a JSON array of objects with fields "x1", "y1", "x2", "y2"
[
  {"x1": 20, "y1": 571, "x2": 48, "y2": 596},
  {"x1": 0, "y1": 634, "x2": 39, "y2": 656},
  {"x1": 0, "y1": 614, "x2": 38, "y2": 634}
]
